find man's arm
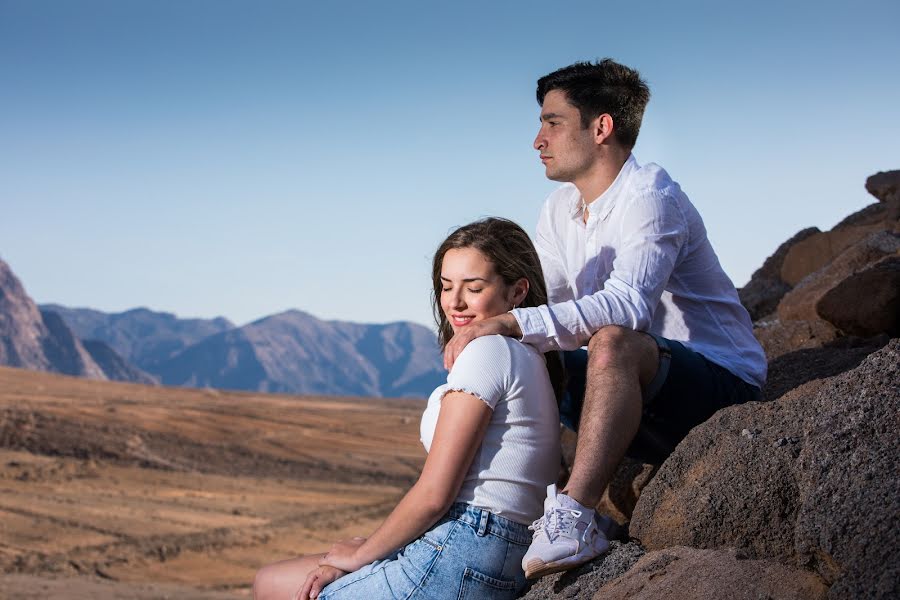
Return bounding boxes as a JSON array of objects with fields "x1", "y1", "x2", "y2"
[{"x1": 515, "y1": 189, "x2": 687, "y2": 353}]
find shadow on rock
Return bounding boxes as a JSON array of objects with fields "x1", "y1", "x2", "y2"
[{"x1": 763, "y1": 334, "x2": 889, "y2": 400}]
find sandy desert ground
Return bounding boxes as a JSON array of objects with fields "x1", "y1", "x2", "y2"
[{"x1": 0, "y1": 366, "x2": 426, "y2": 599}]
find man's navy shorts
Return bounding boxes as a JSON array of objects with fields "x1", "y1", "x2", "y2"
[{"x1": 559, "y1": 334, "x2": 763, "y2": 464}]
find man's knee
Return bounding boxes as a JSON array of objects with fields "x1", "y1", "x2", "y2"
[
  {"x1": 587, "y1": 325, "x2": 658, "y2": 384},
  {"x1": 587, "y1": 325, "x2": 644, "y2": 363}
]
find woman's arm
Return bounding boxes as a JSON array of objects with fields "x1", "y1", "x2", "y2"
[{"x1": 319, "y1": 391, "x2": 492, "y2": 572}]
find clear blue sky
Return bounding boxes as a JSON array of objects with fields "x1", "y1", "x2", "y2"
[{"x1": 2, "y1": 0, "x2": 898, "y2": 329}]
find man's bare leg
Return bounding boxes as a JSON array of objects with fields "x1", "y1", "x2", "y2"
[{"x1": 561, "y1": 325, "x2": 660, "y2": 507}]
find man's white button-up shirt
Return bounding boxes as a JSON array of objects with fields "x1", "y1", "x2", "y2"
[{"x1": 511, "y1": 155, "x2": 767, "y2": 389}]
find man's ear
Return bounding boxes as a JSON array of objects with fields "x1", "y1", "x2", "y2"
[{"x1": 592, "y1": 113, "x2": 615, "y2": 145}]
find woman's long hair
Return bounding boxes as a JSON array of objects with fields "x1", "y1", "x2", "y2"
[{"x1": 431, "y1": 217, "x2": 566, "y2": 404}]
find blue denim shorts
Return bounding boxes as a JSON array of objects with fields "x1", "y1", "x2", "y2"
[
  {"x1": 560, "y1": 334, "x2": 763, "y2": 464},
  {"x1": 318, "y1": 503, "x2": 531, "y2": 600}
]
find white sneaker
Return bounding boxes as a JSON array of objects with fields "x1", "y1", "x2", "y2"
[{"x1": 521, "y1": 484, "x2": 610, "y2": 579}]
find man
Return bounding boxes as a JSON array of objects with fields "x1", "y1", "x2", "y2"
[{"x1": 443, "y1": 59, "x2": 767, "y2": 578}]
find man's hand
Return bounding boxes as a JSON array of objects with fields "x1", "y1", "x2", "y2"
[
  {"x1": 443, "y1": 313, "x2": 521, "y2": 370},
  {"x1": 319, "y1": 536, "x2": 368, "y2": 573},
  {"x1": 295, "y1": 565, "x2": 346, "y2": 600}
]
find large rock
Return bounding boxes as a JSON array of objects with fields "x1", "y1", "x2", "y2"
[
  {"x1": 763, "y1": 334, "x2": 889, "y2": 400},
  {"x1": 752, "y1": 317, "x2": 839, "y2": 362},
  {"x1": 630, "y1": 340, "x2": 900, "y2": 599},
  {"x1": 792, "y1": 342, "x2": 900, "y2": 598},
  {"x1": 815, "y1": 255, "x2": 900, "y2": 336},
  {"x1": 831, "y1": 201, "x2": 891, "y2": 230},
  {"x1": 594, "y1": 457, "x2": 657, "y2": 525},
  {"x1": 592, "y1": 547, "x2": 827, "y2": 600},
  {"x1": 738, "y1": 227, "x2": 819, "y2": 321},
  {"x1": 518, "y1": 541, "x2": 645, "y2": 599},
  {"x1": 779, "y1": 224, "x2": 885, "y2": 286},
  {"x1": 754, "y1": 231, "x2": 897, "y2": 360},
  {"x1": 865, "y1": 169, "x2": 900, "y2": 204},
  {"x1": 777, "y1": 230, "x2": 900, "y2": 324},
  {"x1": 630, "y1": 394, "x2": 805, "y2": 561}
]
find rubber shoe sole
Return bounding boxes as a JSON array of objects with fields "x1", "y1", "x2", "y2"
[{"x1": 523, "y1": 542, "x2": 609, "y2": 579}]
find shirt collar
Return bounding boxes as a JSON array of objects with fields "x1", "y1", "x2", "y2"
[{"x1": 573, "y1": 154, "x2": 638, "y2": 223}]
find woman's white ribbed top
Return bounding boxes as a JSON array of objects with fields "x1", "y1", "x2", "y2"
[{"x1": 420, "y1": 335, "x2": 560, "y2": 525}]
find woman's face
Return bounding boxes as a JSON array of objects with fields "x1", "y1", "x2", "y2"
[{"x1": 440, "y1": 247, "x2": 522, "y2": 334}]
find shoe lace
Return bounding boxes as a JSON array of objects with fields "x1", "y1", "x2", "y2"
[{"x1": 529, "y1": 507, "x2": 582, "y2": 541}]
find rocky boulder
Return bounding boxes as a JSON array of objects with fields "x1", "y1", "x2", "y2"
[
  {"x1": 738, "y1": 227, "x2": 819, "y2": 321},
  {"x1": 519, "y1": 541, "x2": 645, "y2": 600},
  {"x1": 815, "y1": 255, "x2": 900, "y2": 336},
  {"x1": 865, "y1": 169, "x2": 900, "y2": 205},
  {"x1": 762, "y1": 334, "x2": 889, "y2": 401},
  {"x1": 592, "y1": 546, "x2": 827, "y2": 600},
  {"x1": 779, "y1": 224, "x2": 886, "y2": 286},
  {"x1": 752, "y1": 316, "x2": 839, "y2": 362},
  {"x1": 832, "y1": 201, "x2": 893, "y2": 230},
  {"x1": 629, "y1": 340, "x2": 899, "y2": 599},
  {"x1": 777, "y1": 230, "x2": 899, "y2": 324},
  {"x1": 752, "y1": 224, "x2": 897, "y2": 360}
]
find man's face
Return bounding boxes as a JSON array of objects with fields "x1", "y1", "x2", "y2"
[{"x1": 533, "y1": 89, "x2": 597, "y2": 183}]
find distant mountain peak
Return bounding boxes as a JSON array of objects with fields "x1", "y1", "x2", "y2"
[
  {"x1": 0, "y1": 258, "x2": 106, "y2": 380},
  {"x1": 24, "y1": 276, "x2": 443, "y2": 398}
]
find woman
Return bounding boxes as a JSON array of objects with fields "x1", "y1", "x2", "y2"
[{"x1": 253, "y1": 218, "x2": 563, "y2": 600}]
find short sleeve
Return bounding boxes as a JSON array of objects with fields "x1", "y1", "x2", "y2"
[{"x1": 444, "y1": 335, "x2": 511, "y2": 410}]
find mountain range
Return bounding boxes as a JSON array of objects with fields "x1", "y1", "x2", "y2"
[{"x1": 1, "y1": 257, "x2": 445, "y2": 398}]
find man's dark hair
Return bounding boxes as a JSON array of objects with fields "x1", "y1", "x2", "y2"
[{"x1": 537, "y1": 59, "x2": 650, "y2": 150}]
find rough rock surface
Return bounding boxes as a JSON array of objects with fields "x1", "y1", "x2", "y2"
[
  {"x1": 519, "y1": 541, "x2": 645, "y2": 600},
  {"x1": 594, "y1": 546, "x2": 827, "y2": 600},
  {"x1": 779, "y1": 224, "x2": 884, "y2": 286},
  {"x1": 594, "y1": 458, "x2": 657, "y2": 525},
  {"x1": 738, "y1": 227, "x2": 819, "y2": 321},
  {"x1": 815, "y1": 255, "x2": 900, "y2": 336},
  {"x1": 752, "y1": 317, "x2": 839, "y2": 362},
  {"x1": 763, "y1": 334, "x2": 889, "y2": 400},
  {"x1": 865, "y1": 169, "x2": 900, "y2": 204},
  {"x1": 832, "y1": 201, "x2": 891, "y2": 230},
  {"x1": 792, "y1": 341, "x2": 900, "y2": 598},
  {"x1": 630, "y1": 340, "x2": 899, "y2": 599},
  {"x1": 777, "y1": 230, "x2": 900, "y2": 324}
]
